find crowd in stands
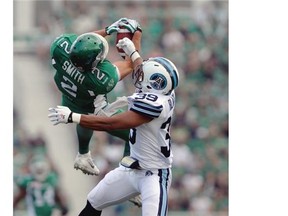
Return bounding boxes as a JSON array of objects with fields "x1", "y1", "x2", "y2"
[{"x1": 14, "y1": 1, "x2": 228, "y2": 215}]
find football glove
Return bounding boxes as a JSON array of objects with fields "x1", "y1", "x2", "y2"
[
  {"x1": 129, "y1": 195, "x2": 142, "y2": 208},
  {"x1": 119, "y1": 18, "x2": 142, "y2": 33},
  {"x1": 48, "y1": 106, "x2": 73, "y2": 125},
  {"x1": 95, "y1": 96, "x2": 128, "y2": 117},
  {"x1": 93, "y1": 94, "x2": 108, "y2": 115},
  {"x1": 105, "y1": 17, "x2": 129, "y2": 35},
  {"x1": 116, "y1": 37, "x2": 136, "y2": 57}
]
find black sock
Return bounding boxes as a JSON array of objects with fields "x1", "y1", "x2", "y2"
[
  {"x1": 78, "y1": 200, "x2": 102, "y2": 216},
  {"x1": 76, "y1": 125, "x2": 93, "y2": 154}
]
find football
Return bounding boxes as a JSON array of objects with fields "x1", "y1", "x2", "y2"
[{"x1": 116, "y1": 27, "x2": 134, "y2": 59}]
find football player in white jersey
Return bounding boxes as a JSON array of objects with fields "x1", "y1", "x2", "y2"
[{"x1": 48, "y1": 37, "x2": 179, "y2": 216}]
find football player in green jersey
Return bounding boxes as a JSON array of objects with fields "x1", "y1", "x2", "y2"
[
  {"x1": 49, "y1": 18, "x2": 142, "y2": 176},
  {"x1": 14, "y1": 155, "x2": 69, "y2": 216}
]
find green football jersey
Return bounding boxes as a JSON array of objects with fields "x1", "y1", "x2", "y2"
[
  {"x1": 50, "y1": 33, "x2": 120, "y2": 114},
  {"x1": 15, "y1": 173, "x2": 59, "y2": 216}
]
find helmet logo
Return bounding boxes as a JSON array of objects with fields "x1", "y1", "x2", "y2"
[{"x1": 150, "y1": 73, "x2": 167, "y2": 90}]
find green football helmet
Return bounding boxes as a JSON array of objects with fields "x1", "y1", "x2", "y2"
[{"x1": 69, "y1": 32, "x2": 109, "y2": 72}]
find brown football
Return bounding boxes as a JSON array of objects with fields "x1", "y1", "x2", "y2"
[{"x1": 116, "y1": 27, "x2": 134, "y2": 59}]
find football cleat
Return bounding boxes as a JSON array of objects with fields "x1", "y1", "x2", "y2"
[
  {"x1": 129, "y1": 195, "x2": 142, "y2": 207},
  {"x1": 74, "y1": 151, "x2": 100, "y2": 175}
]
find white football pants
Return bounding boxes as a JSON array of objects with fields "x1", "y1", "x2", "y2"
[{"x1": 87, "y1": 165, "x2": 172, "y2": 216}]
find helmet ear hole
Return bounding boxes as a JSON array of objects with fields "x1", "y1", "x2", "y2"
[{"x1": 139, "y1": 57, "x2": 179, "y2": 95}]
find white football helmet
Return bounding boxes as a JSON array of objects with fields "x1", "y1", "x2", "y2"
[{"x1": 133, "y1": 57, "x2": 179, "y2": 95}]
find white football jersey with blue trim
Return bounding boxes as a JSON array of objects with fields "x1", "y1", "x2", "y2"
[{"x1": 127, "y1": 91, "x2": 176, "y2": 169}]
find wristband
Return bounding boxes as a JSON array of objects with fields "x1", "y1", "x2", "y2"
[
  {"x1": 68, "y1": 112, "x2": 73, "y2": 123},
  {"x1": 130, "y1": 50, "x2": 140, "y2": 62},
  {"x1": 72, "y1": 113, "x2": 81, "y2": 124}
]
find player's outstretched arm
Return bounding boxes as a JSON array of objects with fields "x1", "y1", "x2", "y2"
[
  {"x1": 92, "y1": 18, "x2": 143, "y2": 81},
  {"x1": 116, "y1": 37, "x2": 143, "y2": 71},
  {"x1": 113, "y1": 23, "x2": 142, "y2": 80},
  {"x1": 93, "y1": 28, "x2": 108, "y2": 37},
  {"x1": 48, "y1": 105, "x2": 152, "y2": 130}
]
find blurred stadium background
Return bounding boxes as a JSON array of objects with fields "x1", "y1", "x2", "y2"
[{"x1": 13, "y1": 1, "x2": 228, "y2": 216}]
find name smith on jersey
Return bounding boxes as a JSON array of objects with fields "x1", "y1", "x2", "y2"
[{"x1": 62, "y1": 60, "x2": 85, "y2": 84}]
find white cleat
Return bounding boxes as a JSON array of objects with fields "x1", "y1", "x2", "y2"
[
  {"x1": 74, "y1": 151, "x2": 100, "y2": 176},
  {"x1": 129, "y1": 195, "x2": 142, "y2": 207}
]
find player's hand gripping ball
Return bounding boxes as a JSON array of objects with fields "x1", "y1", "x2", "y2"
[
  {"x1": 116, "y1": 18, "x2": 142, "y2": 59},
  {"x1": 116, "y1": 26, "x2": 134, "y2": 59}
]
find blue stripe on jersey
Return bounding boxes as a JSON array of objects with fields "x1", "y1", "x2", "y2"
[
  {"x1": 130, "y1": 101, "x2": 163, "y2": 118},
  {"x1": 157, "y1": 168, "x2": 170, "y2": 216},
  {"x1": 153, "y1": 57, "x2": 179, "y2": 90}
]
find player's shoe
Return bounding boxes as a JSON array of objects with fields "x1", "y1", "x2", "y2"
[
  {"x1": 129, "y1": 195, "x2": 142, "y2": 207},
  {"x1": 74, "y1": 151, "x2": 100, "y2": 175}
]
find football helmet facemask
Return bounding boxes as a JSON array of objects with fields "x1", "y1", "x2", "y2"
[
  {"x1": 69, "y1": 33, "x2": 109, "y2": 72},
  {"x1": 132, "y1": 57, "x2": 179, "y2": 95}
]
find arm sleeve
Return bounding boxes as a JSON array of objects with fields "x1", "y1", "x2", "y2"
[{"x1": 95, "y1": 60, "x2": 120, "y2": 93}]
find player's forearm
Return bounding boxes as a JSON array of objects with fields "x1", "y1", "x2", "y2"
[
  {"x1": 125, "y1": 31, "x2": 142, "y2": 66},
  {"x1": 73, "y1": 110, "x2": 151, "y2": 131},
  {"x1": 114, "y1": 31, "x2": 143, "y2": 80},
  {"x1": 114, "y1": 60, "x2": 133, "y2": 80},
  {"x1": 93, "y1": 29, "x2": 107, "y2": 37},
  {"x1": 48, "y1": 106, "x2": 152, "y2": 128},
  {"x1": 77, "y1": 114, "x2": 129, "y2": 131},
  {"x1": 116, "y1": 31, "x2": 142, "y2": 80},
  {"x1": 132, "y1": 30, "x2": 142, "y2": 53}
]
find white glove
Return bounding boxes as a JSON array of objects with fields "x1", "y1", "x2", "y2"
[
  {"x1": 119, "y1": 18, "x2": 142, "y2": 33},
  {"x1": 105, "y1": 17, "x2": 129, "y2": 35},
  {"x1": 96, "y1": 96, "x2": 128, "y2": 117},
  {"x1": 129, "y1": 195, "x2": 142, "y2": 208},
  {"x1": 48, "y1": 106, "x2": 73, "y2": 125},
  {"x1": 93, "y1": 94, "x2": 108, "y2": 115},
  {"x1": 116, "y1": 37, "x2": 136, "y2": 57}
]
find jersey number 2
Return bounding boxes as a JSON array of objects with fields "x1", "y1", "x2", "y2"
[{"x1": 61, "y1": 76, "x2": 77, "y2": 97}]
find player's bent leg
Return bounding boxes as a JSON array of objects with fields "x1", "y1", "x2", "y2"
[
  {"x1": 87, "y1": 166, "x2": 138, "y2": 210},
  {"x1": 108, "y1": 128, "x2": 129, "y2": 142},
  {"x1": 74, "y1": 151, "x2": 100, "y2": 175},
  {"x1": 108, "y1": 130, "x2": 130, "y2": 157},
  {"x1": 74, "y1": 124, "x2": 100, "y2": 175},
  {"x1": 108, "y1": 130, "x2": 141, "y2": 206},
  {"x1": 76, "y1": 124, "x2": 93, "y2": 154},
  {"x1": 79, "y1": 200, "x2": 102, "y2": 216}
]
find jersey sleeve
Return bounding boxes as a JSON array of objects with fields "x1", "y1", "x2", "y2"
[
  {"x1": 94, "y1": 59, "x2": 120, "y2": 93},
  {"x1": 128, "y1": 93, "x2": 163, "y2": 118},
  {"x1": 50, "y1": 34, "x2": 78, "y2": 70}
]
